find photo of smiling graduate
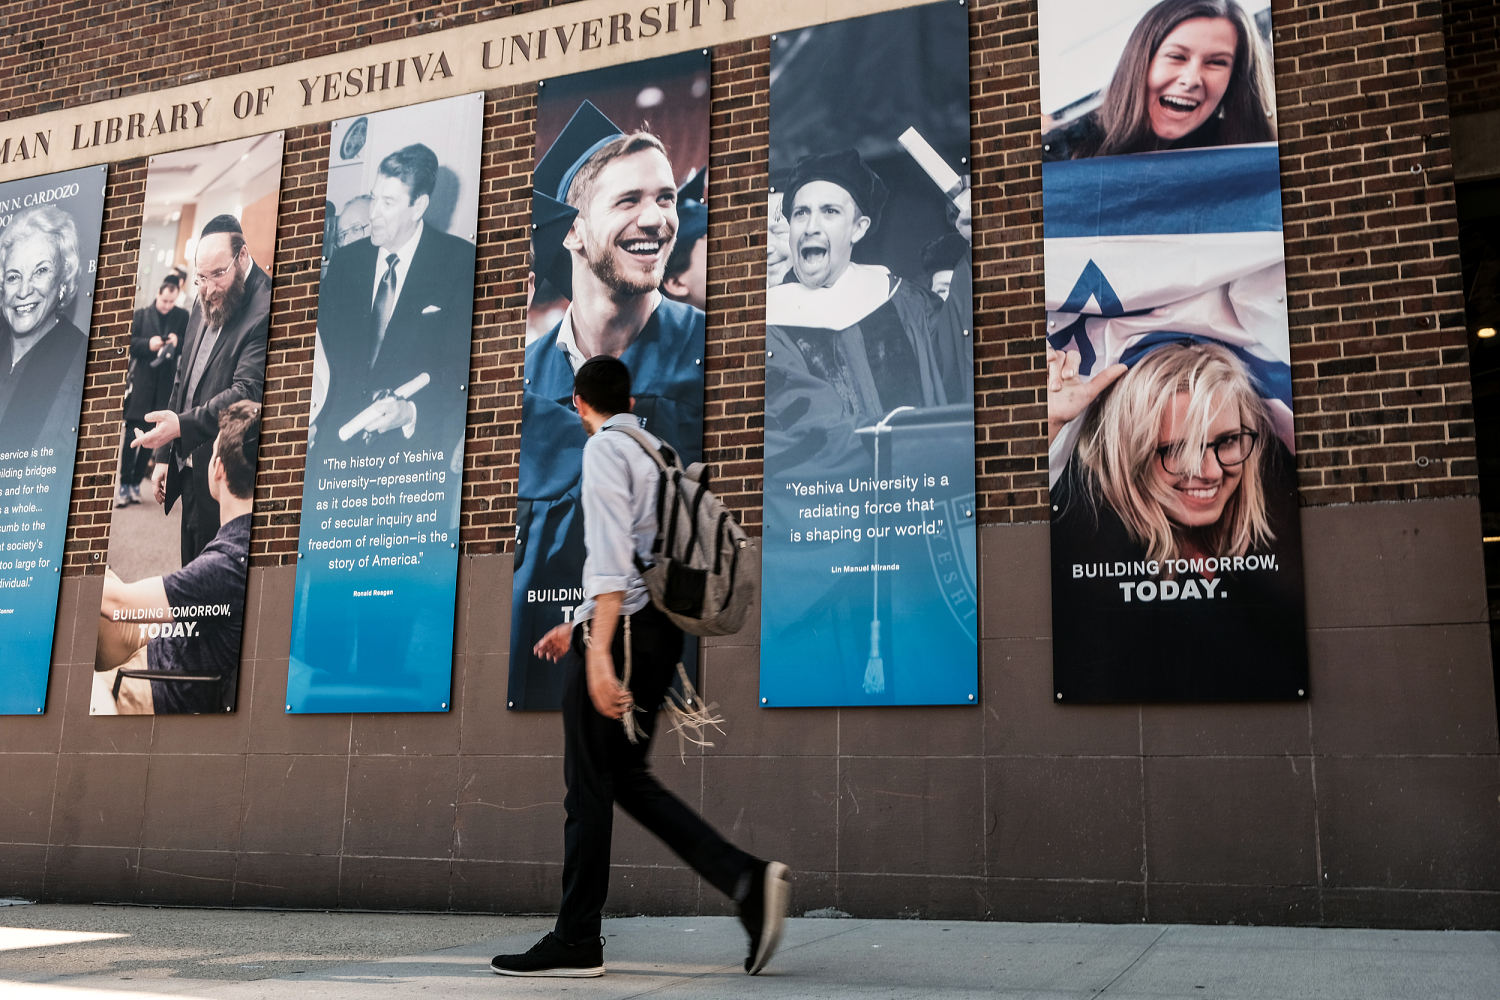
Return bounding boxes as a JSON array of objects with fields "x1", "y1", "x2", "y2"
[{"x1": 510, "y1": 52, "x2": 709, "y2": 711}]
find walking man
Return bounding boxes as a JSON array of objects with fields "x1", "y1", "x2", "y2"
[{"x1": 492, "y1": 356, "x2": 790, "y2": 979}]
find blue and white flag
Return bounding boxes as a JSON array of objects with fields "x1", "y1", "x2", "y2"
[{"x1": 1043, "y1": 144, "x2": 1294, "y2": 485}]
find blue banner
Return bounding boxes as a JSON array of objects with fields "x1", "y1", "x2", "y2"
[
  {"x1": 287, "y1": 94, "x2": 483, "y2": 713},
  {"x1": 0, "y1": 166, "x2": 107, "y2": 715},
  {"x1": 509, "y1": 52, "x2": 711, "y2": 710},
  {"x1": 760, "y1": 1, "x2": 978, "y2": 707}
]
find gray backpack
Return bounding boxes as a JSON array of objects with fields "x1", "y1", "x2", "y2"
[{"x1": 605, "y1": 424, "x2": 754, "y2": 637}]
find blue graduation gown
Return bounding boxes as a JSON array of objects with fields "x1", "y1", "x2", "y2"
[{"x1": 508, "y1": 297, "x2": 705, "y2": 709}]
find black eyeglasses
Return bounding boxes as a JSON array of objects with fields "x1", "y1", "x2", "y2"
[{"x1": 1156, "y1": 430, "x2": 1258, "y2": 476}]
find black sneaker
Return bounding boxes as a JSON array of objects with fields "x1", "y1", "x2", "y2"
[
  {"x1": 489, "y1": 932, "x2": 604, "y2": 978},
  {"x1": 738, "y1": 860, "x2": 790, "y2": 975}
]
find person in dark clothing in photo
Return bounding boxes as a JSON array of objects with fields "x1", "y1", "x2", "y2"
[
  {"x1": 96, "y1": 400, "x2": 259, "y2": 715},
  {"x1": 0, "y1": 204, "x2": 89, "y2": 454},
  {"x1": 513, "y1": 101, "x2": 706, "y2": 708},
  {"x1": 117, "y1": 274, "x2": 187, "y2": 506},
  {"x1": 136, "y1": 214, "x2": 270, "y2": 565},
  {"x1": 492, "y1": 356, "x2": 790, "y2": 980}
]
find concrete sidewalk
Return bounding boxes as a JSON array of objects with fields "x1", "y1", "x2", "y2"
[{"x1": 1, "y1": 903, "x2": 1497, "y2": 999}]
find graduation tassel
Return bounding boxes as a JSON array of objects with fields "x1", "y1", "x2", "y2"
[{"x1": 662, "y1": 662, "x2": 726, "y2": 764}]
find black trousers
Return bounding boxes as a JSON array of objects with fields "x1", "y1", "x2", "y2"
[
  {"x1": 177, "y1": 464, "x2": 220, "y2": 566},
  {"x1": 118, "y1": 419, "x2": 151, "y2": 489},
  {"x1": 555, "y1": 601, "x2": 755, "y2": 944}
]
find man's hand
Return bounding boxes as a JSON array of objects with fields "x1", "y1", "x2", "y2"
[
  {"x1": 360, "y1": 396, "x2": 417, "y2": 437},
  {"x1": 150, "y1": 462, "x2": 169, "y2": 504},
  {"x1": 134, "y1": 409, "x2": 182, "y2": 450},
  {"x1": 582, "y1": 591, "x2": 631, "y2": 719},
  {"x1": 1046, "y1": 347, "x2": 1126, "y2": 444},
  {"x1": 533, "y1": 623, "x2": 573, "y2": 663},
  {"x1": 148, "y1": 335, "x2": 164, "y2": 352},
  {"x1": 586, "y1": 647, "x2": 633, "y2": 720}
]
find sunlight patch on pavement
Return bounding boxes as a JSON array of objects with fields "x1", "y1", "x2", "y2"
[
  {"x1": 0, "y1": 928, "x2": 128, "y2": 953},
  {"x1": 0, "y1": 984, "x2": 201, "y2": 1000}
]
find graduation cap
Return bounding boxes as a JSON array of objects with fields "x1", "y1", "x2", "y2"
[
  {"x1": 532, "y1": 100, "x2": 623, "y2": 300},
  {"x1": 676, "y1": 167, "x2": 708, "y2": 248},
  {"x1": 784, "y1": 148, "x2": 889, "y2": 231}
]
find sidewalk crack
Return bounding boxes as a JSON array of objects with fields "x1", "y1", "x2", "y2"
[{"x1": 1096, "y1": 926, "x2": 1170, "y2": 996}]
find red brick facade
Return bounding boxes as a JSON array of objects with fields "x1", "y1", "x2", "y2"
[{"x1": 0, "y1": 0, "x2": 1477, "y2": 568}]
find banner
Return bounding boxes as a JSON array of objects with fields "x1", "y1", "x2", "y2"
[
  {"x1": 0, "y1": 165, "x2": 106, "y2": 715},
  {"x1": 286, "y1": 93, "x2": 483, "y2": 714},
  {"x1": 761, "y1": 1, "x2": 978, "y2": 707},
  {"x1": 509, "y1": 51, "x2": 711, "y2": 710},
  {"x1": 91, "y1": 133, "x2": 283, "y2": 715},
  {"x1": 1040, "y1": 0, "x2": 1308, "y2": 701}
]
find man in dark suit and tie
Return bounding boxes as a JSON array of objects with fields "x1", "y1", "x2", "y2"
[
  {"x1": 292, "y1": 142, "x2": 476, "y2": 693},
  {"x1": 137, "y1": 215, "x2": 271, "y2": 565},
  {"x1": 311, "y1": 143, "x2": 475, "y2": 458}
]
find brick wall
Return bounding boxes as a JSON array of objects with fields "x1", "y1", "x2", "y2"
[
  {"x1": 2, "y1": 1, "x2": 1496, "y2": 929},
  {"x1": 0, "y1": 0, "x2": 1477, "y2": 569},
  {"x1": 1442, "y1": 0, "x2": 1500, "y2": 116}
]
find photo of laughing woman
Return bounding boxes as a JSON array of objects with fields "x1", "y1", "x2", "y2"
[
  {"x1": 1041, "y1": 0, "x2": 1276, "y2": 162},
  {"x1": 1047, "y1": 339, "x2": 1307, "y2": 701}
]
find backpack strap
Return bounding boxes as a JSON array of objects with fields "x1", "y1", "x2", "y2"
[{"x1": 603, "y1": 422, "x2": 679, "y2": 564}]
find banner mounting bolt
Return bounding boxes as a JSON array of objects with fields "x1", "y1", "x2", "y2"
[
  {"x1": 761, "y1": 697, "x2": 768, "y2": 705},
  {"x1": 967, "y1": 693, "x2": 975, "y2": 701},
  {"x1": 1056, "y1": 692, "x2": 1063, "y2": 701}
]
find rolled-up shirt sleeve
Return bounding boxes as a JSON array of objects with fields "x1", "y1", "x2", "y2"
[{"x1": 580, "y1": 435, "x2": 636, "y2": 600}]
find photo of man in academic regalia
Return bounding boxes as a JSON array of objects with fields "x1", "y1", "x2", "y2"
[
  {"x1": 761, "y1": 2, "x2": 978, "y2": 707},
  {"x1": 511, "y1": 97, "x2": 706, "y2": 710}
]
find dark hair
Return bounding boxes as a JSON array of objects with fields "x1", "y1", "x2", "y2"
[
  {"x1": 215, "y1": 399, "x2": 261, "y2": 500},
  {"x1": 663, "y1": 231, "x2": 703, "y2": 283},
  {"x1": 159, "y1": 275, "x2": 181, "y2": 293},
  {"x1": 1095, "y1": 0, "x2": 1275, "y2": 157},
  {"x1": 921, "y1": 233, "x2": 970, "y2": 277},
  {"x1": 200, "y1": 213, "x2": 242, "y2": 236},
  {"x1": 574, "y1": 355, "x2": 631, "y2": 417},
  {"x1": 378, "y1": 143, "x2": 439, "y2": 201},
  {"x1": 199, "y1": 215, "x2": 246, "y2": 261}
]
